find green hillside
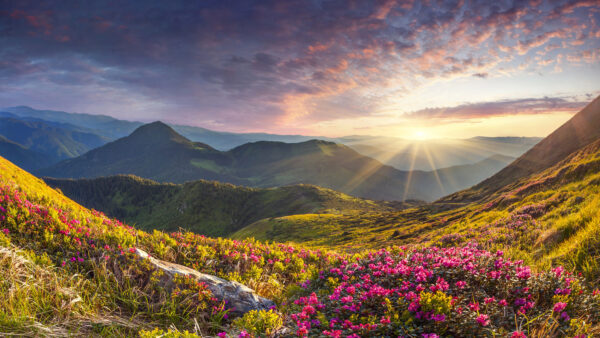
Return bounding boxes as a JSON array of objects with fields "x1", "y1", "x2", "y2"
[
  {"x1": 44, "y1": 175, "x2": 398, "y2": 237},
  {"x1": 1, "y1": 154, "x2": 599, "y2": 337}
]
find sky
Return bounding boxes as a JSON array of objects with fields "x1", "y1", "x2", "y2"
[{"x1": 1, "y1": 0, "x2": 599, "y2": 139}]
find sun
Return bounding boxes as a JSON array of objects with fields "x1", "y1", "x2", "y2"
[{"x1": 412, "y1": 130, "x2": 429, "y2": 140}]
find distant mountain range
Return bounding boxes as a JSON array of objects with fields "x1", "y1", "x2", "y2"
[
  {"x1": 0, "y1": 115, "x2": 108, "y2": 161},
  {"x1": 344, "y1": 136, "x2": 540, "y2": 171},
  {"x1": 2, "y1": 106, "x2": 538, "y2": 170},
  {"x1": 37, "y1": 121, "x2": 516, "y2": 201},
  {"x1": 0, "y1": 105, "x2": 537, "y2": 201}
]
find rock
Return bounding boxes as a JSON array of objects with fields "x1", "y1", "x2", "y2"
[{"x1": 134, "y1": 248, "x2": 275, "y2": 316}]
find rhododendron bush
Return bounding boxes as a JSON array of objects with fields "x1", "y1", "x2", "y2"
[{"x1": 290, "y1": 246, "x2": 600, "y2": 337}]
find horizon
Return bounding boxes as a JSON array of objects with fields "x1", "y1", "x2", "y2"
[
  {"x1": 1, "y1": 1, "x2": 599, "y2": 139},
  {"x1": 0, "y1": 104, "x2": 578, "y2": 141}
]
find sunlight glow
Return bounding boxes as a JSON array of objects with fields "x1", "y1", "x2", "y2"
[{"x1": 411, "y1": 130, "x2": 430, "y2": 140}]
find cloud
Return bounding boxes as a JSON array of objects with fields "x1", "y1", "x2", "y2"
[
  {"x1": 0, "y1": 0, "x2": 598, "y2": 132},
  {"x1": 405, "y1": 97, "x2": 589, "y2": 120}
]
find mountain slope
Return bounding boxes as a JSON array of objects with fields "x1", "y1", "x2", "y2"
[
  {"x1": 463, "y1": 95, "x2": 600, "y2": 198},
  {"x1": 36, "y1": 121, "x2": 518, "y2": 201},
  {"x1": 37, "y1": 123, "x2": 422, "y2": 200},
  {"x1": 231, "y1": 97, "x2": 600, "y2": 283},
  {"x1": 3, "y1": 154, "x2": 599, "y2": 337},
  {"x1": 433, "y1": 154, "x2": 514, "y2": 192},
  {"x1": 233, "y1": 137, "x2": 600, "y2": 282},
  {"x1": 0, "y1": 116, "x2": 108, "y2": 161},
  {"x1": 44, "y1": 175, "x2": 397, "y2": 236},
  {"x1": 0, "y1": 135, "x2": 54, "y2": 171},
  {"x1": 37, "y1": 122, "x2": 239, "y2": 184},
  {"x1": 2, "y1": 106, "x2": 143, "y2": 140}
]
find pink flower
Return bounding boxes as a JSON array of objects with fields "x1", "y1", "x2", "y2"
[
  {"x1": 553, "y1": 302, "x2": 567, "y2": 313},
  {"x1": 476, "y1": 314, "x2": 490, "y2": 326},
  {"x1": 217, "y1": 333, "x2": 227, "y2": 338},
  {"x1": 380, "y1": 316, "x2": 391, "y2": 325},
  {"x1": 469, "y1": 302, "x2": 480, "y2": 312},
  {"x1": 340, "y1": 295, "x2": 353, "y2": 304},
  {"x1": 511, "y1": 331, "x2": 527, "y2": 338},
  {"x1": 432, "y1": 314, "x2": 446, "y2": 322}
]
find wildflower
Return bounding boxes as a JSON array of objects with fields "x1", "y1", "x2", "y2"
[
  {"x1": 469, "y1": 302, "x2": 480, "y2": 312},
  {"x1": 217, "y1": 333, "x2": 227, "y2": 338},
  {"x1": 476, "y1": 314, "x2": 490, "y2": 326},
  {"x1": 553, "y1": 302, "x2": 567, "y2": 313},
  {"x1": 432, "y1": 314, "x2": 446, "y2": 322},
  {"x1": 511, "y1": 331, "x2": 527, "y2": 338}
]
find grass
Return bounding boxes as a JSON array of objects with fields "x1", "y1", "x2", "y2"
[{"x1": 233, "y1": 140, "x2": 600, "y2": 284}]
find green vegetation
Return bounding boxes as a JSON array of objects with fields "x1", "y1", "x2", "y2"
[
  {"x1": 234, "y1": 139, "x2": 600, "y2": 283},
  {"x1": 1, "y1": 136, "x2": 600, "y2": 336},
  {"x1": 44, "y1": 175, "x2": 399, "y2": 237},
  {"x1": 2, "y1": 97, "x2": 600, "y2": 337}
]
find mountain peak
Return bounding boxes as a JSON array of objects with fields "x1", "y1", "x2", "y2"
[{"x1": 129, "y1": 121, "x2": 191, "y2": 144}]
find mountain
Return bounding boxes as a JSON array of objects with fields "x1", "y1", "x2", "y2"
[
  {"x1": 433, "y1": 154, "x2": 515, "y2": 193},
  {"x1": 3, "y1": 107, "x2": 534, "y2": 171},
  {"x1": 44, "y1": 175, "x2": 399, "y2": 237},
  {"x1": 445, "y1": 95, "x2": 600, "y2": 201},
  {"x1": 346, "y1": 136, "x2": 540, "y2": 171},
  {"x1": 0, "y1": 135, "x2": 54, "y2": 171},
  {"x1": 2, "y1": 106, "x2": 143, "y2": 140},
  {"x1": 2, "y1": 106, "x2": 326, "y2": 149},
  {"x1": 231, "y1": 96, "x2": 600, "y2": 283},
  {"x1": 36, "y1": 122, "x2": 418, "y2": 200},
  {"x1": 36, "y1": 122, "x2": 519, "y2": 201},
  {"x1": 0, "y1": 116, "x2": 108, "y2": 162},
  {"x1": 171, "y1": 124, "x2": 331, "y2": 150},
  {"x1": 37, "y1": 121, "x2": 239, "y2": 184}
]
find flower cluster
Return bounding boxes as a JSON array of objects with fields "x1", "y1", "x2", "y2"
[{"x1": 290, "y1": 244, "x2": 600, "y2": 337}]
